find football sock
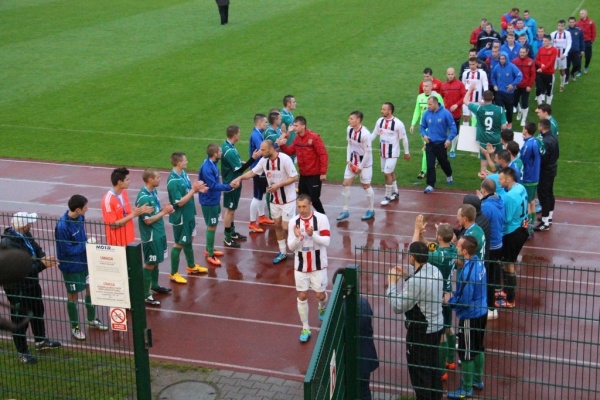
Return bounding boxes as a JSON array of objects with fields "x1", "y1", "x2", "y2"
[
  {"x1": 451, "y1": 136, "x2": 458, "y2": 152},
  {"x1": 297, "y1": 298, "x2": 309, "y2": 330},
  {"x1": 473, "y1": 353, "x2": 485, "y2": 383},
  {"x1": 206, "y1": 229, "x2": 216, "y2": 257},
  {"x1": 250, "y1": 198, "x2": 260, "y2": 222},
  {"x1": 392, "y1": 181, "x2": 398, "y2": 194},
  {"x1": 521, "y1": 108, "x2": 528, "y2": 123},
  {"x1": 143, "y1": 268, "x2": 153, "y2": 297},
  {"x1": 170, "y1": 246, "x2": 182, "y2": 274},
  {"x1": 259, "y1": 198, "x2": 266, "y2": 218},
  {"x1": 278, "y1": 239, "x2": 286, "y2": 254},
  {"x1": 67, "y1": 301, "x2": 79, "y2": 328},
  {"x1": 421, "y1": 151, "x2": 427, "y2": 173},
  {"x1": 85, "y1": 295, "x2": 96, "y2": 321},
  {"x1": 384, "y1": 184, "x2": 392, "y2": 199},
  {"x1": 224, "y1": 226, "x2": 232, "y2": 241},
  {"x1": 318, "y1": 292, "x2": 328, "y2": 311},
  {"x1": 439, "y1": 341, "x2": 448, "y2": 371},
  {"x1": 342, "y1": 186, "x2": 350, "y2": 211},
  {"x1": 546, "y1": 95, "x2": 553, "y2": 104},
  {"x1": 183, "y1": 243, "x2": 195, "y2": 267},
  {"x1": 505, "y1": 272, "x2": 517, "y2": 302},
  {"x1": 151, "y1": 266, "x2": 159, "y2": 288},
  {"x1": 365, "y1": 187, "x2": 374, "y2": 210},
  {"x1": 446, "y1": 334, "x2": 457, "y2": 362},
  {"x1": 461, "y1": 360, "x2": 475, "y2": 390}
]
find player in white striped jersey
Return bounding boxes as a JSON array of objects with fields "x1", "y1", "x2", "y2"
[
  {"x1": 461, "y1": 58, "x2": 489, "y2": 125},
  {"x1": 288, "y1": 194, "x2": 330, "y2": 342},
  {"x1": 372, "y1": 102, "x2": 411, "y2": 206},
  {"x1": 233, "y1": 140, "x2": 299, "y2": 264},
  {"x1": 551, "y1": 20, "x2": 572, "y2": 91},
  {"x1": 336, "y1": 111, "x2": 375, "y2": 222}
]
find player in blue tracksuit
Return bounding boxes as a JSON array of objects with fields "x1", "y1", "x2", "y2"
[
  {"x1": 566, "y1": 17, "x2": 585, "y2": 82},
  {"x1": 519, "y1": 122, "x2": 542, "y2": 235},
  {"x1": 491, "y1": 55, "x2": 523, "y2": 126},
  {"x1": 448, "y1": 236, "x2": 487, "y2": 399},
  {"x1": 248, "y1": 114, "x2": 272, "y2": 231}
]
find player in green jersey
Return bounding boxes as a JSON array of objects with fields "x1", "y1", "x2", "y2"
[
  {"x1": 410, "y1": 80, "x2": 444, "y2": 179},
  {"x1": 464, "y1": 85, "x2": 507, "y2": 175},
  {"x1": 167, "y1": 152, "x2": 209, "y2": 284},
  {"x1": 264, "y1": 111, "x2": 282, "y2": 146},
  {"x1": 535, "y1": 104, "x2": 559, "y2": 135},
  {"x1": 280, "y1": 95, "x2": 297, "y2": 154},
  {"x1": 412, "y1": 214, "x2": 458, "y2": 381},
  {"x1": 136, "y1": 169, "x2": 174, "y2": 305},
  {"x1": 221, "y1": 125, "x2": 261, "y2": 247}
]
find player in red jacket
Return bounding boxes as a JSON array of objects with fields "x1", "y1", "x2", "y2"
[
  {"x1": 576, "y1": 9, "x2": 596, "y2": 72},
  {"x1": 512, "y1": 48, "x2": 537, "y2": 125},
  {"x1": 441, "y1": 67, "x2": 467, "y2": 158},
  {"x1": 535, "y1": 35, "x2": 558, "y2": 105}
]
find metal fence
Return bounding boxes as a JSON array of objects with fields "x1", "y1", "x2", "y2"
[
  {"x1": 0, "y1": 213, "x2": 151, "y2": 399},
  {"x1": 306, "y1": 247, "x2": 600, "y2": 400}
]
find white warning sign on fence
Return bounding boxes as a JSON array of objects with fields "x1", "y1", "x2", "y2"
[
  {"x1": 330, "y1": 349, "x2": 336, "y2": 399},
  {"x1": 86, "y1": 244, "x2": 130, "y2": 309}
]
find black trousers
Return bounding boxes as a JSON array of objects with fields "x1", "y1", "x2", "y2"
[
  {"x1": 298, "y1": 174, "x2": 325, "y2": 214},
  {"x1": 406, "y1": 327, "x2": 443, "y2": 400},
  {"x1": 6, "y1": 283, "x2": 47, "y2": 353},
  {"x1": 567, "y1": 51, "x2": 582, "y2": 79},
  {"x1": 535, "y1": 73, "x2": 553, "y2": 97},
  {"x1": 583, "y1": 41, "x2": 593, "y2": 69},
  {"x1": 487, "y1": 248, "x2": 503, "y2": 309},
  {"x1": 538, "y1": 170, "x2": 556, "y2": 217},
  {"x1": 495, "y1": 91, "x2": 514, "y2": 123},
  {"x1": 217, "y1": 5, "x2": 229, "y2": 25},
  {"x1": 513, "y1": 87, "x2": 530, "y2": 109},
  {"x1": 425, "y1": 142, "x2": 452, "y2": 187}
]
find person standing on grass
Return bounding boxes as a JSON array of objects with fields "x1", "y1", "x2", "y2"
[
  {"x1": 135, "y1": 170, "x2": 175, "y2": 305},
  {"x1": 199, "y1": 144, "x2": 237, "y2": 266},
  {"x1": 336, "y1": 110, "x2": 376, "y2": 221},
  {"x1": 551, "y1": 20, "x2": 572, "y2": 93},
  {"x1": 101, "y1": 167, "x2": 153, "y2": 246},
  {"x1": 247, "y1": 113, "x2": 274, "y2": 234},
  {"x1": 288, "y1": 194, "x2": 330, "y2": 343},
  {"x1": 167, "y1": 152, "x2": 209, "y2": 283},
  {"x1": 233, "y1": 140, "x2": 298, "y2": 264},
  {"x1": 387, "y1": 241, "x2": 444, "y2": 400},
  {"x1": 535, "y1": 34, "x2": 558, "y2": 105},
  {"x1": 447, "y1": 235, "x2": 488, "y2": 399},
  {"x1": 412, "y1": 215, "x2": 458, "y2": 382},
  {"x1": 512, "y1": 47, "x2": 536, "y2": 126},
  {"x1": 221, "y1": 125, "x2": 262, "y2": 248},
  {"x1": 277, "y1": 117, "x2": 328, "y2": 214},
  {"x1": 56, "y1": 195, "x2": 108, "y2": 340},
  {"x1": 567, "y1": 17, "x2": 585, "y2": 82},
  {"x1": 2, "y1": 212, "x2": 62, "y2": 365},
  {"x1": 420, "y1": 96, "x2": 456, "y2": 194},
  {"x1": 215, "y1": 0, "x2": 229, "y2": 25},
  {"x1": 576, "y1": 9, "x2": 596, "y2": 73}
]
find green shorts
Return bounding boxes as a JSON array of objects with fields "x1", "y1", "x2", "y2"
[
  {"x1": 479, "y1": 142, "x2": 503, "y2": 160},
  {"x1": 172, "y1": 218, "x2": 196, "y2": 245},
  {"x1": 201, "y1": 204, "x2": 221, "y2": 227},
  {"x1": 523, "y1": 182, "x2": 538, "y2": 203},
  {"x1": 223, "y1": 186, "x2": 242, "y2": 210},
  {"x1": 142, "y1": 236, "x2": 167, "y2": 265},
  {"x1": 63, "y1": 270, "x2": 88, "y2": 294}
]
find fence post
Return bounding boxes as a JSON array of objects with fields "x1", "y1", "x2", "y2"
[
  {"x1": 344, "y1": 265, "x2": 359, "y2": 400},
  {"x1": 126, "y1": 243, "x2": 152, "y2": 400}
]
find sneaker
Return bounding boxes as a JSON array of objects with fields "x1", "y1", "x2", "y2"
[
  {"x1": 361, "y1": 210, "x2": 375, "y2": 220},
  {"x1": 224, "y1": 239, "x2": 241, "y2": 248},
  {"x1": 446, "y1": 361, "x2": 456, "y2": 370},
  {"x1": 571, "y1": 75, "x2": 576, "y2": 82},
  {"x1": 272, "y1": 252, "x2": 287, "y2": 264},
  {"x1": 71, "y1": 326, "x2": 86, "y2": 340},
  {"x1": 516, "y1": 109, "x2": 522, "y2": 120},
  {"x1": 206, "y1": 256, "x2": 221, "y2": 266},
  {"x1": 487, "y1": 309, "x2": 498, "y2": 320},
  {"x1": 424, "y1": 185, "x2": 435, "y2": 194},
  {"x1": 258, "y1": 215, "x2": 275, "y2": 225},
  {"x1": 145, "y1": 295, "x2": 161, "y2": 306},
  {"x1": 441, "y1": 372, "x2": 448, "y2": 381},
  {"x1": 536, "y1": 217, "x2": 552, "y2": 225},
  {"x1": 447, "y1": 387, "x2": 474, "y2": 399},
  {"x1": 87, "y1": 318, "x2": 109, "y2": 331},
  {"x1": 18, "y1": 351, "x2": 37, "y2": 364},
  {"x1": 169, "y1": 273, "x2": 188, "y2": 284},
  {"x1": 35, "y1": 339, "x2": 62, "y2": 351},
  {"x1": 449, "y1": 151, "x2": 456, "y2": 158},
  {"x1": 495, "y1": 290, "x2": 507, "y2": 300},
  {"x1": 584, "y1": 68, "x2": 588, "y2": 74},
  {"x1": 472, "y1": 381, "x2": 485, "y2": 391},
  {"x1": 151, "y1": 286, "x2": 172, "y2": 295},
  {"x1": 390, "y1": 192, "x2": 399, "y2": 201},
  {"x1": 231, "y1": 232, "x2": 247, "y2": 241},
  {"x1": 336, "y1": 211, "x2": 350, "y2": 221},
  {"x1": 248, "y1": 222, "x2": 264, "y2": 233},
  {"x1": 204, "y1": 250, "x2": 224, "y2": 257},
  {"x1": 533, "y1": 222, "x2": 550, "y2": 231},
  {"x1": 318, "y1": 308, "x2": 326, "y2": 321},
  {"x1": 417, "y1": 171, "x2": 426, "y2": 179},
  {"x1": 299, "y1": 329, "x2": 311, "y2": 343},
  {"x1": 446, "y1": 176, "x2": 453, "y2": 185},
  {"x1": 380, "y1": 197, "x2": 392, "y2": 206},
  {"x1": 495, "y1": 299, "x2": 515, "y2": 308},
  {"x1": 575, "y1": 72, "x2": 582, "y2": 77},
  {"x1": 186, "y1": 264, "x2": 208, "y2": 274},
  {"x1": 559, "y1": 85, "x2": 564, "y2": 92}
]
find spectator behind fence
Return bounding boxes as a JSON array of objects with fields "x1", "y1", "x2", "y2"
[
  {"x1": 332, "y1": 268, "x2": 379, "y2": 400},
  {"x1": 55, "y1": 195, "x2": 108, "y2": 341},
  {"x1": 1, "y1": 212, "x2": 62, "y2": 364},
  {"x1": 387, "y1": 241, "x2": 444, "y2": 400}
]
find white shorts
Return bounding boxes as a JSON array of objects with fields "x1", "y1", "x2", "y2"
[
  {"x1": 294, "y1": 269, "x2": 327, "y2": 293},
  {"x1": 555, "y1": 55, "x2": 567, "y2": 70},
  {"x1": 270, "y1": 201, "x2": 296, "y2": 222},
  {"x1": 462, "y1": 104, "x2": 472, "y2": 116},
  {"x1": 343, "y1": 165, "x2": 372, "y2": 184},
  {"x1": 380, "y1": 157, "x2": 398, "y2": 174}
]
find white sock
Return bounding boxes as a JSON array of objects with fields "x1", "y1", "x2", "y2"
[
  {"x1": 392, "y1": 181, "x2": 398, "y2": 194},
  {"x1": 384, "y1": 184, "x2": 393, "y2": 198},
  {"x1": 451, "y1": 136, "x2": 458, "y2": 152},
  {"x1": 462, "y1": 120, "x2": 470, "y2": 126},
  {"x1": 521, "y1": 108, "x2": 528, "y2": 124},
  {"x1": 560, "y1": 75, "x2": 565, "y2": 85},
  {"x1": 278, "y1": 239, "x2": 286, "y2": 254},
  {"x1": 318, "y1": 292, "x2": 328, "y2": 311},
  {"x1": 537, "y1": 95, "x2": 545, "y2": 105},
  {"x1": 549, "y1": 211, "x2": 554, "y2": 219},
  {"x1": 546, "y1": 95, "x2": 553, "y2": 105},
  {"x1": 297, "y1": 298, "x2": 309, "y2": 330},
  {"x1": 259, "y1": 199, "x2": 267, "y2": 218},
  {"x1": 342, "y1": 186, "x2": 350, "y2": 211},
  {"x1": 365, "y1": 187, "x2": 374, "y2": 211},
  {"x1": 250, "y1": 198, "x2": 260, "y2": 222}
]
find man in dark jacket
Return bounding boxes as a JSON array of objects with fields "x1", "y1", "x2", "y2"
[
  {"x1": 534, "y1": 119, "x2": 559, "y2": 231},
  {"x1": 56, "y1": 195, "x2": 108, "y2": 340},
  {"x1": 1, "y1": 212, "x2": 61, "y2": 364}
]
